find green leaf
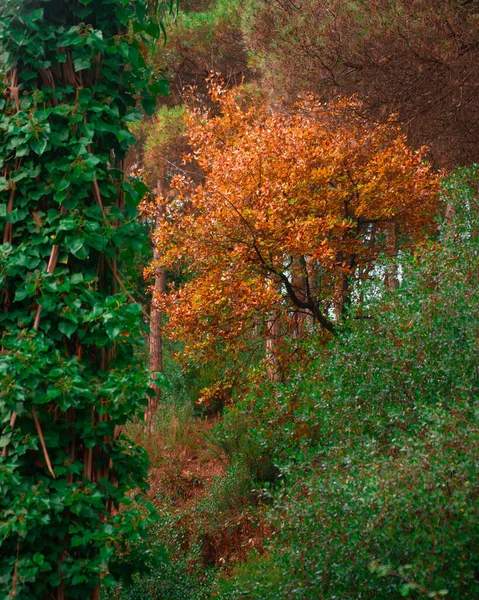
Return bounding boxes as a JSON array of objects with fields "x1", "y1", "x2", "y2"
[
  {"x1": 14, "y1": 288, "x2": 31, "y2": 302},
  {"x1": 0, "y1": 434, "x2": 12, "y2": 448},
  {"x1": 31, "y1": 138, "x2": 48, "y2": 156},
  {"x1": 66, "y1": 237, "x2": 88, "y2": 259},
  {"x1": 73, "y1": 57, "x2": 90, "y2": 72},
  {"x1": 105, "y1": 321, "x2": 121, "y2": 341},
  {"x1": 58, "y1": 216, "x2": 78, "y2": 232},
  {"x1": 59, "y1": 321, "x2": 77, "y2": 338},
  {"x1": 141, "y1": 94, "x2": 157, "y2": 117},
  {"x1": 24, "y1": 8, "x2": 44, "y2": 26},
  {"x1": 55, "y1": 179, "x2": 70, "y2": 192},
  {"x1": 145, "y1": 22, "x2": 160, "y2": 38},
  {"x1": 149, "y1": 78, "x2": 170, "y2": 97}
]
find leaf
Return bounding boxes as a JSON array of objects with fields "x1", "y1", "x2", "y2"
[
  {"x1": 23, "y1": 8, "x2": 44, "y2": 26},
  {"x1": 141, "y1": 94, "x2": 157, "y2": 117},
  {"x1": 105, "y1": 321, "x2": 121, "y2": 341},
  {"x1": 59, "y1": 321, "x2": 77, "y2": 338},
  {"x1": 58, "y1": 216, "x2": 78, "y2": 231},
  {"x1": 14, "y1": 288, "x2": 31, "y2": 302},
  {"x1": 149, "y1": 78, "x2": 170, "y2": 97},
  {"x1": 31, "y1": 138, "x2": 48, "y2": 156},
  {"x1": 145, "y1": 22, "x2": 160, "y2": 39},
  {"x1": 66, "y1": 237, "x2": 88, "y2": 259},
  {"x1": 0, "y1": 434, "x2": 12, "y2": 448},
  {"x1": 55, "y1": 178, "x2": 70, "y2": 192},
  {"x1": 73, "y1": 57, "x2": 90, "y2": 72}
]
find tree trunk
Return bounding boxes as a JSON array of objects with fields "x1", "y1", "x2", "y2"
[
  {"x1": 385, "y1": 221, "x2": 399, "y2": 290},
  {"x1": 266, "y1": 309, "x2": 281, "y2": 382},
  {"x1": 146, "y1": 189, "x2": 167, "y2": 429},
  {"x1": 291, "y1": 256, "x2": 308, "y2": 338}
]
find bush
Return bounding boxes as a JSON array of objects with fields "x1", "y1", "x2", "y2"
[{"x1": 211, "y1": 167, "x2": 479, "y2": 599}]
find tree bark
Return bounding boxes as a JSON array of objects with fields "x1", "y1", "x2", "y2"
[
  {"x1": 385, "y1": 221, "x2": 399, "y2": 290},
  {"x1": 291, "y1": 256, "x2": 308, "y2": 338},
  {"x1": 265, "y1": 309, "x2": 281, "y2": 382},
  {"x1": 146, "y1": 189, "x2": 167, "y2": 429}
]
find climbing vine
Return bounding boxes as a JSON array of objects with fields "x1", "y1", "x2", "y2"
[{"x1": 0, "y1": 0, "x2": 171, "y2": 597}]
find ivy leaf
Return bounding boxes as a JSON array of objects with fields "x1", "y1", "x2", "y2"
[
  {"x1": 31, "y1": 138, "x2": 48, "y2": 156},
  {"x1": 66, "y1": 237, "x2": 88, "y2": 259},
  {"x1": 0, "y1": 434, "x2": 12, "y2": 448},
  {"x1": 144, "y1": 22, "x2": 160, "y2": 38},
  {"x1": 23, "y1": 8, "x2": 44, "y2": 26},
  {"x1": 14, "y1": 288, "x2": 31, "y2": 302},
  {"x1": 149, "y1": 78, "x2": 169, "y2": 97},
  {"x1": 141, "y1": 94, "x2": 157, "y2": 117},
  {"x1": 73, "y1": 57, "x2": 90, "y2": 72},
  {"x1": 59, "y1": 321, "x2": 77, "y2": 338},
  {"x1": 55, "y1": 178, "x2": 70, "y2": 192},
  {"x1": 105, "y1": 321, "x2": 121, "y2": 341}
]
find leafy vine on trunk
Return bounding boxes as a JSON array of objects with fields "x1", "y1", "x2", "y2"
[{"x1": 0, "y1": 0, "x2": 171, "y2": 597}]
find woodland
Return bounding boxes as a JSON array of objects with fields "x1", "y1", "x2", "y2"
[{"x1": 1, "y1": 0, "x2": 479, "y2": 599}]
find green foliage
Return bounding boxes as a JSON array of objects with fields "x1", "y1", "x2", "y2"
[
  {"x1": 0, "y1": 0, "x2": 174, "y2": 596},
  {"x1": 210, "y1": 167, "x2": 479, "y2": 598},
  {"x1": 102, "y1": 505, "x2": 214, "y2": 600}
]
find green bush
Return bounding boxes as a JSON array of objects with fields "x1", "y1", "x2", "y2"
[
  {"x1": 102, "y1": 167, "x2": 479, "y2": 599},
  {"x1": 211, "y1": 167, "x2": 479, "y2": 599}
]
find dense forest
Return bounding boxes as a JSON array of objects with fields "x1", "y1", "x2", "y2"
[{"x1": 1, "y1": 0, "x2": 479, "y2": 598}]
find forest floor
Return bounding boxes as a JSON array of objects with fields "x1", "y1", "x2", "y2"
[{"x1": 128, "y1": 414, "x2": 270, "y2": 571}]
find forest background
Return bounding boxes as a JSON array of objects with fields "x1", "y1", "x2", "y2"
[
  {"x1": 1, "y1": 0, "x2": 479, "y2": 598},
  {"x1": 115, "y1": 1, "x2": 479, "y2": 598}
]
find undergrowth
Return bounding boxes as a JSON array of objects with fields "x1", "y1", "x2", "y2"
[{"x1": 104, "y1": 167, "x2": 479, "y2": 599}]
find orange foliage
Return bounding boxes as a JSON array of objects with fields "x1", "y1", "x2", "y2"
[{"x1": 152, "y1": 83, "x2": 441, "y2": 365}]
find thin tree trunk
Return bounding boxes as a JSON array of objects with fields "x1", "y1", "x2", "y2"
[
  {"x1": 385, "y1": 221, "x2": 399, "y2": 289},
  {"x1": 146, "y1": 188, "x2": 166, "y2": 429},
  {"x1": 266, "y1": 309, "x2": 281, "y2": 382},
  {"x1": 291, "y1": 256, "x2": 308, "y2": 338}
]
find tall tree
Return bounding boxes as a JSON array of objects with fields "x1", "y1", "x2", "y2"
[
  {"x1": 0, "y1": 0, "x2": 170, "y2": 596},
  {"x1": 242, "y1": 0, "x2": 479, "y2": 167},
  {"x1": 140, "y1": 105, "x2": 189, "y2": 424}
]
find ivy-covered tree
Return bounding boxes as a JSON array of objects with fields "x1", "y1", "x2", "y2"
[{"x1": 0, "y1": 0, "x2": 171, "y2": 597}]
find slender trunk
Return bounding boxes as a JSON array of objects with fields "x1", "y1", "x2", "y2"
[
  {"x1": 335, "y1": 265, "x2": 351, "y2": 321},
  {"x1": 305, "y1": 256, "x2": 318, "y2": 327},
  {"x1": 385, "y1": 221, "x2": 398, "y2": 290},
  {"x1": 146, "y1": 189, "x2": 166, "y2": 429},
  {"x1": 291, "y1": 256, "x2": 308, "y2": 338},
  {"x1": 265, "y1": 310, "x2": 281, "y2": 382}
]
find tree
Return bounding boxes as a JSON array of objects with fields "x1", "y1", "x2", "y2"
[
  {"x1": 241, "y1": 0, "x2": 479, "y2": 167},
  {"x1": 0, "y1": 0, "x2": 171, "y2": 596},
  {"x1": 140, "y1": 105, "x2": 190, "y2": 424},
  {"x1": 153, "y1": 83, "x2": 440, "y2": 370}
]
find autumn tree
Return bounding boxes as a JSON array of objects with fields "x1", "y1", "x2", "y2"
[{"x1": 153, "y1": 83, "x2": 440, "y2": 371}]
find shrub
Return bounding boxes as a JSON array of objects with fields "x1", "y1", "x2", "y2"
[{"x1": 212, "y1": 167, "x2": 479, "y2": 599}]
